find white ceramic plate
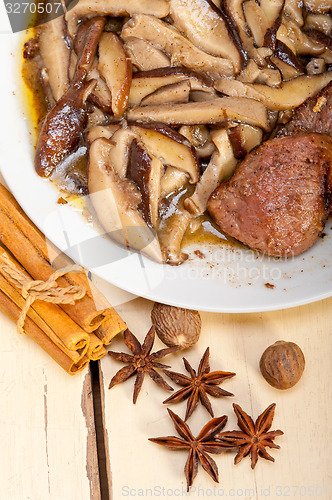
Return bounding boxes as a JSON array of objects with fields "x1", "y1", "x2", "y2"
[{"x1": 1, "y1": 25, "x2": 332, "y2": 313}]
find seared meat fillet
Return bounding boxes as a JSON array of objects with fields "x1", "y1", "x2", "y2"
[
  {"x1": 277, "y1": 81, "x2": 332, "y2": 137},
  {"x1": 207, "y1": 134, "x2": 332, "y2": 257}
]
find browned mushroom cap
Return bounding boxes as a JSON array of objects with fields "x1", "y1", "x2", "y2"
[
  {"x1": 121, "y1": 14, "x2": 235, "y2": 79},
  {"x1": 66, "y1": 0, "x2": 170, "y2": 37},
  {"x1": 39, "y1": 16, "x2": 70, "y2": 102},
  {"x1": 87, "y1": 65, "x2": 113, "y2": 114},
  {"x1": 228, "y1": 124, "x2": 263, "y2": 159},
  {"x1": 141, "y1": 80, "x2": 191, "y2": 106},
  {"x1": 304, "y1": 13, "x2": 332, "y2": 37},
  {"x1": 124, "y1": 38, "x2": 171, "y2": 71},
  {"x1": 98, "y1": 33, "x2": 132, "y2": 118},
  {"x1": 72, "y1": 16, "x2": 106, "y2": 85},
  {"x1": 243, "y1": 0, "x2": 270, "y2": 48},
  {"x1": 214, "y1": 72, "x2": 332, "y2": 110},
  {"x1": 107, "y1": 128, "x2": 138, "y2": 178},
  {"x1": 129, "y1": 67, "x2": 216, "y2": 107},
  {"x1": 184, "y1": 129, "x2": 237, "y2": 215},
  {"x1": 130, "y1": 124, "x2": 200, "y2": 183},
  {"x1": 127, "y1": 97, "x2": 269, "y2": 130},
  {"x1": 277, "y1": 19, "x2": 327, "y2": 57},
  {"x1": 35, "y1": 80, "x2": 96, "y2": 177},
  {"x1": 88, "y1": 138, "x2": 163, "y2": 261},
  {"x1": 127, "y1": 139, "x2": 163, "y2": 227},
  {"x1": 169, "y1": 0, "x2": 242, "y2": 73}
]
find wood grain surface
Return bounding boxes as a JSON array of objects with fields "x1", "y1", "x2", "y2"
[{"x1": 1, "y1": 276, "x2": 332, "y2": 499}]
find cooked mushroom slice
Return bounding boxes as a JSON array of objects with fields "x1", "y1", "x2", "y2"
[
  {"x1": 141, "y1": 80, "x2": 191, "y2": 106},
  {"x1": 214, "y1": 73, "x2": 332, "y2": 110},
  {"x1": 131, "y1": 124, "x2": 200, "y2": 183},
  {"x1": 160, "y1": 167, "x2": 189, "y2": 198},
  {"x1": 305, "y1": 14, "x2": 332, "y2": 37},
  {"x1": 277, "y1": 19, "x2": 326, "y2": 56},
  {"x1": 184, "y1": 129, "x2": 237, "y2": 215},
  {"x1": 238, "y1": 59, "x2": 282, "y2": 86},
  {"x1": 260, "y1": 0, "x2": 284, "y2": 25},
  {"x1": 129, "y1": 67, "x2": 215, "y2": 107},
  {"x1": 306, "y1": 58, "x2": 326, "y2": 75},
  {"x1": 127, "y1": 139, "x2": 163, "y2": 227},
  {"x1": 85, "y1": 124, "x2": 121, "y2": 145},
  {"x1": 39, "y1": 67, "x2": 56, "y2": 109},
  {"x1": 88, "y1": 138, "x2": 162, "y2": 262},
  {"x1": 179, "y1": 125, "x2": 215, "y2": 158},
  {"x1": 72, "y1": 17, "x2": 106, "y2": 86},
  {"x1": 228, "y1": 124, "x2": 263, "y2": 159},
  {"x1": 39, "y1": 16, "x2": 70, "y2": 101},
  {"x1": 221, "y1": 0, "x2": 266, "y2": 65},
  {"x1": 124, "y1": 38, "x2": 171, "y2": 71},
  {"x1": 243, "y1": 0, "x2": 269, "y2": 48},
  {"x1": 66, "y1": 0, "x2": 170, "y2": 37},
  {"x1": 35, "y1": 80, "x2": 96, "y2": 177},
  {"x1": 98, "y1": 33, "x2": 132, "y2": 119},
  {"x1": 270, "y1": 56, "x2": 303, "y2": 80},
  {"x1": 107, "y1": 128, "x2": 138, "y2": 178},
  {"x1": 87, "y1": 67, "x2": 113, "y2": 114},
  {"x1": 303, "y1": 0, "x2": 331, "y2": 14},
  {"x1": 122, "y1": 14, "x2": 234, "y2": 79},
  {"x1": 158, "y1": 209, "x2": 191, "y2": 265},
  {"x1": 169, "y1": 0, "x2": 242, "y2": 73},
  {"x1": 127, "y1": 97, "x2": 269, "y2": 130},
  {"x1": 87, "y1": 106, "x2": 108, "y2": 128}
]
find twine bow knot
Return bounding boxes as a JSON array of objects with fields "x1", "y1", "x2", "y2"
[{"x1": 0, "y1": 254, "x2": 86, "y2": 334}]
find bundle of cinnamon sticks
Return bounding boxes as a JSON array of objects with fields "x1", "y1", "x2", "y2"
[{"x1": 0, "y1": 183, "x2": 127, "y2": 374}]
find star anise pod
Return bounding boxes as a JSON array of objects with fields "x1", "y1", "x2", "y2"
[
  {"x1": 108, "y1": 327, "x2": 179, "y2": 403},
  {"x1": 163, "y1": 347, "x2": 235, "y2": 420},
  {"x1": 217, "y1": 403, "x2": 284, "y2": 469},
  {"x1": 149, "y1": 409, "x2": 228, "y2": 491}
]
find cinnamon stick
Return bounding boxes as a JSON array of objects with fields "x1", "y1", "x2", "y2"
[
  {"x1": 0, "y1": 183, "x2": 126, "y2": 333},
  {"x1": 0, "y1": 248, "x2": 91, "y2": 362},
  {"x1": 0, "y1": 288, "x2": 89, "y2": 374},
  {"x1": 95, "y1": 312, "x2": 127, "y2": 345},
  {"x1": 87, "y1": 332, "x2": 106, "y2": 360}
]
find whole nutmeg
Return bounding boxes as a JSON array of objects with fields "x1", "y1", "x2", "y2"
[
  {"x1": 151, "y1": 302, "x2": 201, "y2": 349},
  {"x1": 260, "y1": 340, "x2": 305, "y2": 390}
]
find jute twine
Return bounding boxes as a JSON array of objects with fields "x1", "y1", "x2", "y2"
[{"x1": 0, "y1": 254, "x2": 86, "y2": 334}]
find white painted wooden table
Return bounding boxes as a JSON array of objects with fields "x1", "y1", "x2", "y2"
[{"x1": 1, "y1": 275, "x2": 332, "y2": 500}]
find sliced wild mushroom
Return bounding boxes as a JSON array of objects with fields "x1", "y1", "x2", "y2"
[
  {"x1": 127, "y1": 97, "x2": 270, "y2": 130},
  {"x1": 88, "y1": 138, "x2": 162, "y2": 261},
  {"x1": 277, "y1": 19, "x2": 326, "y2": 56},
  {"x1": 270, "y1": 56, "x2": 303, "y2": 80},
  {"x1": 160, "y1": 167, "x2": 189, "y2": 198},
  {"x1": 238, "y1": 59, "x2": 282, "y2": 86},
  {"x1": 306, "y1": 58, "x2": 326, "y2": 75},
  {"x1": 87, "y1": 66, "x2": 113, "y2": 114},
  {"x1": 273, "y1": 40, "x2": 305, "y2": 72},
  {"x1": 121, "y1": 14, "x2": 234, "y2": 79},
  {"x1": 178, "y1": 125, "x2": 215, "y2": 158},
  {"x1": 127, "y1": 139, "x2": 163, "y2": 227},
  {"x1": 184, "y1": 129, "x2": 237, "y2": 215},
  {"x1": 38, "y1": 16, "x2": 70, "y2": 101},
  {"x1": 130, "y1": 124, "x2": 200, "y2": 183},
  {"x1": 304, "y1": 14, "x2": 332, "y2": 37},
  {"x1": 129, "y1": 67, "x2": 216, "y2": 106},
  {"x1": 35, "y1": 80, "x2": 96, "y2": 177},
  {"x1": 158, "y1": 207, "x2": 191, "y2": 265},
  {"x1": 214, "y1": 73, "x2": 332, "y2": 110},
  {"x1": 72, "y1": 17, "x2": 106, "y2": 85},
  {"x1": 221, "y1": 0, "x2": 266, "y2": 66},
  {"x1": 124, "y1": 38, "x2": 171, "y2": 71},
  {"x1": 98, "y1": 33, "x2": 132, "y2": 118},
  {"x1": 260, "y1": 0, "x2": 284, "y2": 25},
  {"x1": 141, "y1": 80, "x2": 191, "y2": 106},
  {"x1": 66, "y1": 0, "x2": 170, "y2": 37},
  {"x1": 87, "y1": 106, "x2": 108, "y2": 128},
  {"x1": 39, "y1": 67, "x2": 56, "y2": 109},
  {"x1": 169, "y1": 0, "x2": 242, "y2": 73},
  {"x1": 243, "y1": 0, "x2": 269, "y2": 48},
  {"x1": 107, "y1": 128, "x2": 138, "y2": 178},
  {"x1": 303, "y1": 0, "x2": 331, "y2": 14},
  {"x1": 228, "y1": 124, "x2": 263, "y2": 159},
  {"x1": 85, "y1": 124, "x2": 121, "y2": 145}
]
